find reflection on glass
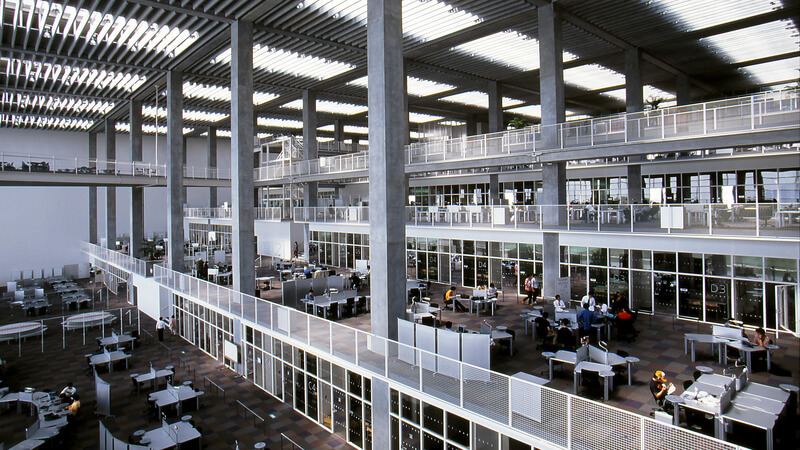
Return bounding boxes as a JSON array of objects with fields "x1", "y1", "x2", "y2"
[
  {"x1": 570, "y1": 265, "x2": 587, "y2": 300},
  {"x1": 678, "y1": 275, "x2": 702, "y2": 319},
  {"x1": 589, "y1": 267, "x2": 607, "y2": 304},
  {"x1": 653, "y1": 252, "x2": 676, "y2": 272},
  {"x1": 765, "y1": 258, "x2": 797, "y2": 282},
  {"x1": 705, "y1": 254, "x2": 730, "y2": 277},
  {"x1": 400, "y1": 419, "x2": 419, "y2": 450},
  {"x1": 423, "y1": 402, "x2": 443, "y2": 435},
  {"x1": 473, "y1": 423, "x2": 498, "y2": 449},
  {"x1": 654, "y1": 272, "x2": 676, "y2": 314},
  {"x1": 446, "y1": 412, "x2": 470, "y2": 447},
  {"x1": 735, "y1": 280, "x2": 763, "y2": 326},
  {"x1": 401, "y1": 393, "x2": 420, "y2": 425},
  {"x1": 349, "y1": 396, "x2": 363, "y2": 446},
  {"x1": 734, "y1": 256, "x2": 763, "y2": 279},
  {"x1": 463, "y1": 256, "x2": 475, "y2": 287},
  {"x1": 704, "y1": 277, "x2": 730, "y2": 324},
  {"x1": 630, "y1": 249, "x2": 651, "y2": 270}
]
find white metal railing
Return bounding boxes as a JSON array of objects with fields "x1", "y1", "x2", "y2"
[
  {"x1": 294, "y1": 202, "x2": 800, "y2": 238},
  {"x1": 183, "y1": 206, "x2": 283, "y2": 221},
  {"x1": 254, "y1": 88, "x2": 800, "y2": 182},
  {"x1": 82, "y1": 242, "x2": 148, "y2": 276},
  {"x1": 317, "y1": 140, "x2": 368, "y2": 155},
  {"x1": 130, "y1": 251, "x2": 739, "y2": 450},
  {"x1": 0, "y1": 153, "x2": 231, "y2": 180}
]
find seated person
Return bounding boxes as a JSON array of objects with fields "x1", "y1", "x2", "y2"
[
  {"x1": 304, "y1": 289, "x2": 314, "y2": 301},
  {"x1": 650, "y1": 371, "x2": 673, "y2": 412},
  {"x1": 616, "y1": 307, "x2": 637, "y2": 341},
  {"x1": 556, "y1": 319, "x2": 576, "y2": 350},
  {"x1": 64, "y1": 394, "x2": 80, "y2": 416},
  {"x1": 553, "y1": 294, "x2": 566, "y2": 311},
  {"x1": 443, "y1": 321, "x2": 455, "y2": 332},
  {"x1": 444, "y1": 286, "x2": 467, "y2": 312},
  {"x1": 750, "y1": 327, "x2": 771, "y2": 347},
  {"x1": 595, "y1": 299, "x2": 613, "y2": 319},
  {"x1": 59, "y1": 382, "x2": 76, "y2": 402},
  {"x1": 350, "y1": 272, "x2": 362, "y2": 290},
  {"x1": 487, "y1": 283, "x2": 498, "y2": 299},
  {"x1": 534, "y1": 312, "x2": 553, "y2": 344}
]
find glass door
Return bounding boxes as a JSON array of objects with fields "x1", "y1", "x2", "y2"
[{"x1": 776, "y1": 285, "x2": 798, "y2": 337}]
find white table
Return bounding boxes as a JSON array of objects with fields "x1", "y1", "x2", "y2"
[
  {"x1": 149, "y1": 386, "x2": 201, "y2": 417},
  {"x1": 684, "y1": 333, "x2": 725, "y2": 363},
  {"x1": 9, "y1": 439, "x2": 45, "y2": 449},
  {"x1": 469, "y1": 297, "x2": 497, "y2": 316},
  {"x1": 90, "y1": 350, "x2": 130, "y2": 372},
  {"x1": 724, "y1": 340, "x2": 774, "y2": 372},
  {"x1": 491, "y1": 330, "x2": 513, "y2": 355},
  {"x1": 142, "y1": 421, "x2": 201, "y2": 450},
  {"x1": 255, "y1": 276, "x2": 274, "y2": 290},
  {"x1": 97, "y1": 333, "x2": 135, "y2": 350},
  {"x1": 574, "y1": 361, "x2": 614, "y2": 401},
  {"x1": 720, "y1": 405, "x2": 778, "y2": 450},
  {"x1": 136, "y1": 368, "x2": 175, "y2": 391}
]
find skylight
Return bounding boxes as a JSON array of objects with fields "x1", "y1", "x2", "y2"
[
  {"x1": 141, "y1": 105, "x2": 227, "y2": 123},
  {"x1": 601, "y1": 86, "x2": 676, "y2": 103},
  {"x1": 257, "y1": 117, "x2": 304, "y2": 129},
  {"x1": 563, "y1": 64, "x2": 627, "y2": 93},
  {"x1": 183, "y1": 82, "x2": 277, "y2": 105},
  {"x1": 1, "y1": 57, "x2": 147, "y2": 92},
  {"x1": 4, "y1": 0, "x2": 199, "y2": 57},
  {"x1": 1, "y1": 113, "x2": 94, "y2": 130},
  {"x1": 653, "y1": 0, "x2": 798, "y2": 85},
  {"x1": 212, "y1": 46, "x2": 354, "y2": 80},
  {"x1": 282, "y1": 99, "x2": 368, "y2": 115},
  {"x1": 409, "y1": 112, "x2": 444, "y2": 123},
  {"x1": 318, "y1": 124, "x2": 369, "y2": 134},
  {"x1": 115, "y1": 122, "x2": 194, "y2": 135},
  {"x1": 349, "y1": 76, "x2": 456, "y2": 97},
  {"x1": 439, "y1": 91, "x2": 523, "y2": 109},
  {"x1": 453, "y1": 31, "x2": 542, "y2": 72},
  {"x1": 1, "y1": 92, "x2": 115, "y2": 114},
  {"x1": 740, "y1": 57, "x2": 800, "y2": 87},
  {"x1": 300, "y1": 0, "x2": 483, "y2": 42}
]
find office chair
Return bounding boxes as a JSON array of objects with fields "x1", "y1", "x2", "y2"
[
  {"x1": 683, "y1": 380, "x2": 693, "y2": 390},
  {"x1": 692, "y1": 370, "x2": 702, "y2": 381}
]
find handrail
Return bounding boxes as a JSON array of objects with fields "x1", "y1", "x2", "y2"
[
  {"x1": 236, "y1": 400, "x2": 266, "y2": 435},
  {"x1": 86, "y1": 244, "x2": 747, "y2": 450},
  {"x1": 293, "y1": 201, "x2": 800, "y2": 238},
  {"x1": 203, "y1": 376, "x2": 226, "y2": 403},
  {"x1": 183, "y1": 206, "x2": 283, "y2": 221},
  {"x1": 254, "y1": 88, "x2": 799, "y2": 182},
  {"x1": 280, "y1": 433, "x2": 305, "y2": 450},
  {"x1": 0, "y1": 153, "x2": 231, "y2": 180}
]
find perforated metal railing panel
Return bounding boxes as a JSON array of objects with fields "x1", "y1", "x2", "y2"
[
  {"x1": 461, "y1": 365, "x2": 509, "y2": 424},
  {"x1": 643, "y1": 417, "x2": 740, "y2": 450},
  {"x1": 511, "y1": 383, "x2": 569, "y2": 448},
  {"x1": 570, "y1": 396, "x2": 641, "y2": 450}
]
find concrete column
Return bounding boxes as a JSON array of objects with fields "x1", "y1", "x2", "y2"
[
  {"x1": 627, "y1": 164, "x2": 642, "y2": 204},
  {"x1": 542, "y1": 232, "x2": 560, "y2": 299},
  {"x1": 231, "y1": 20, "x2": 256, "y2": 295},
  {"x1": 88, "y1": 132, "x2": 98, "y2": 244},
  {"x1": 105, "y1": 118, "x2": 116, "y2": 249},
  {"x1": 625, "y1": 47, "x2": 644, "y2": 113},
  {"x1": 542, "y1": 162, "x2": 566, "y2": 226},
  {"x1": 487, "y1": 80, "x2": 503, "y2": 133},
  {"x1": 130, "y1": 100, "x2": 144, "y2": 258},
  {"x1": 350, "y1": 137, "x2": 360, "y2": 153},
  {"x1": 333, "y1": 119, "x2": 345, "y2": 144},
  {"x1": 167, "y1": 70, "x2": 185, "y2": 272},
  {"x1": 538, "y1": 3, "x2": 565, "y2": 148},
  {"x1": 489, "y1": 174, "x2": 501, "y2": 206},
  {"x1": 676, "y1": 73, "x2": 691, "y2": 106},
  {"x1": 303, "y1": 89, "x2": 318, "y2": 208},
  {"x1": 466, "y1": 115, "x2": 477, "y2": 136},
  {"x1": 208, "y1": 126, "x2": 218, "y2": 207},
  {"x1": 403, "y1": 61, "x2": 410, "y2": 145},
  {"x1": 368, "y1": 0, "x2": 407, "y2": 342}
]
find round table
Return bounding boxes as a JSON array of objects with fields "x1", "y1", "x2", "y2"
[
  {"x1": 496, "y1": 326, "x2": 508, "y2": 332},
  {"x1": 181, "y1": 415, "x2": 192, "y2": 422},
  {"x1": 696, "y1": 365, "x2": 714, "y2": 374},
  {"x1": 665, "y1": 394, "x2": 685, "y2": 425},
  {"x1": 254, "y1": 443, "x2": 267, "y2": 449},
  {"x1": 183, "y1": 380, "x2": 193, "y2": 387},
  {"x1": 624, "y1": 356, "x2": 640, "y2": 385},
  {"x1": 0, "y1": 322, "x2": 43, "y2": 340},
  {"x1": 133, "y1": 430, "x2": 145, "y2": 437}
]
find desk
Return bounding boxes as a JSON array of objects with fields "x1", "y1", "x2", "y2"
[
  {"x1": 90, "y1": 350, "x2": 130, "y2": 372},
  {"x1": 777, "y1": 209, "x2": 800, "y2": 227},
  {"x1": 740, "y1": 382, "x2": 790, "y2": 403},
  {"x1": 732, "y1": 392, "x2": 784, "y2": 415},
  {"x1": 98, "y1": 333, "x2": 135, "y2": 350},
  {"x1": 725, "y1": 340, "x2": 773, "y2": 372},
  {"x1": 216, "y1": 271, "x2": 232, "y2": 285},
  {"x1": 544, "y1": 350, "x2": 576, "y2": 380},
  {"x1": 684, "y1": 334, "x2": 725, "y2": 363},
  {"x1": 9, "y1": 439, "x2": 45, "y2": 449},
  {"x1": 62, "y1": 312, "x2": 115, "y2": 330},
  {"x1": 0, "y1": 322, "x2": 44, "y2": 342},
  {"x1": 665, "y1": 395, "x2": 686, "y2": 426},
  {"x1": 255, "y1": 276, "x2": 274, "y2": 290},
  {"x1": 511, "y1": 372, "x2": 549, "y2": 386},
  {"x1": 149, "y1": 386, "x2": 201, "y2": 417},
  {"x1": 468, "y1": 297, "x2": 496, "y2": 316},
  {"x1": 720, "y1": 405, "x2": 778, "y2": 450},
  {"x1": 142, "y1": 420, "x2": 201, "y2": 450},
  {"x1": 574, "y1": 361, "x2": 614, "y2": 401},
  {"x1": 136, "y1": 368, "x2": 174, "y2": 391},
  {"x1": 491, "y1": 330, "x2": 513, "y2": 355}
]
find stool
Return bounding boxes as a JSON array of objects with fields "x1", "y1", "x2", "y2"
[
  {"x1": 133, "y1": 430, "x2": 145, "y2": 437},
  {"x1": 496, "y1": 326, "x2": 508, "y2": 332},
  {"x1": 696, "y1": 365, "x2": 714, "y2": 374},
  {"x1": 183, "y1": 380, "x2": 193, "y2": 388},
  {"x1": 139, "y1": 437, "x2": 151, "y2": 445},
  {"x1": 254, "y1": 443, "x2": 267, "y2": 449},
  {"x1": 181, "y1": 415, "x2": 192, "y2": 422}
]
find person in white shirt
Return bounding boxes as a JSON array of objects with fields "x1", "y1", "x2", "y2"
[
  {"x1": 580, "y1": 290, "x2": 596, "y2": 311},
  {"x1": 487, "y1": 283, "x2": 498, "y2": 299},
  {"x1": 553, "y1": 294, "x2": 566, "y2": 311},
  {"x1": 156, "y1": 317, "x2": 167, "y2": 341},
  {"x1": 59, "y1": 382, "x2": 76, "y2": 401}
]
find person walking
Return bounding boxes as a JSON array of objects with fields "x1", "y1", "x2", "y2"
[
  {"x1": 156, "y1": 317, "x2": 167, "y2": 341},
  {"x1": 169, "y1": 315, "x2": 177, "y2": 335},
  {"x1": 524, "y1": 275, "x2": 534, "y2": 304}
]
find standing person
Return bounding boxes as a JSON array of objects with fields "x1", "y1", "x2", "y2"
[
  {"x1": 531, "y1": 274, "x2": 540, "y2": 303},
  {"x1": 156, "y1": 317, "x2": 167, "y2": 341},
  {"x1": 293, "y1": 241, "x2": 299, "y2": 260},
  {"x1": 195, "y1": 259, "x2": 205, "y2": 280},
  {"x1": 577, "y1": 304, "x2": 596, "y2": 341},
  {"x1": 169, "y1": 315, "x2": 177, "y2": 335},
  {"x1": 580, "y1": 290, "x2": 596, "y2": 311},
  {"x1": 524, "y1": 275, "x2": 534, "y2": 304}
]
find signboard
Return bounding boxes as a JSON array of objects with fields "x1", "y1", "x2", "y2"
[{"x1": 557, "y1": 277, "x2": 570, "y2": 301}]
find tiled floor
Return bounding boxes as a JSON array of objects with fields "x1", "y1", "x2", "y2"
[{"x1": 1, "y1": 272, "x2": 798, "y2": 449}]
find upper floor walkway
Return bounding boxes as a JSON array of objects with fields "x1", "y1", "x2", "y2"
[
  {"x1": 255, "y1": 89, "x2": 800, "y2": 184},
  {"x1": 293, "y1": 203, "x2": 800, "y2": 240},
  {"x1": 184, "y1": 206, "x2": 282, "y2": 221}
]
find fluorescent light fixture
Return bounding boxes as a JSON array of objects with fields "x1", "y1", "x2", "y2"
[
  {"x1": 439, "y1": 91, "x2": 523, "y2": 109},
  {"x1": 141, "y1": 105, "x2": 227, "y2": 123},
  {"x1": 1, "y1": 113, "x2": 94, "y2": 130},
  {"x1": 505, "y1": 104, "x2": 541, "y2": 118},
  {"x1": 318, "y1": 124, "x2": 369, "y2": 134},
  {"x1": 349, "y1": 76, "x2": 456, "y2": 97},
  {"x1": 282, "y1": 99, "x2": 368, "y2": 115},
  {"x1": 0, "y1": 56, "x2": 147, "y2": 92},
  {"x1": 5, "y1": 1, "x2": 199, "y2": 58},
  {"x1": 0, "y1": 92, "x2": 115, "y2": 114},
  {"x1": 212, "y1": 46, "x2": 354, "y2": 80},
  {"x1": 115, "y1": 122, "x2": 194, "y2": 135},
  {"x1": 183, "y1": 82, "x2": 277, "y2": 105}
]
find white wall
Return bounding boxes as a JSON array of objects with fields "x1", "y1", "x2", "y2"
[{"x1": 0, "y1": 128, "x2": 232, "y2": 283}]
